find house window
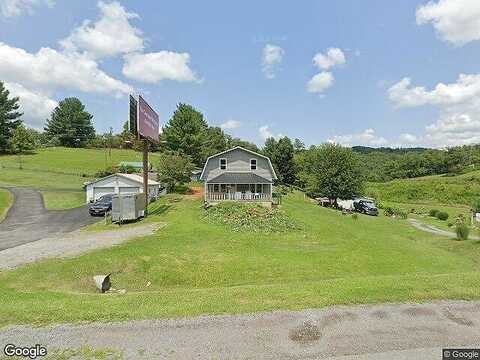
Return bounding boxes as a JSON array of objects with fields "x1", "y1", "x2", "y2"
[
  {"x1": 250, "y1": 159, "x2": 257, "y2": 170},
  {"x1": 220, "y1": 158, "x2": 227, "y2": 170}
]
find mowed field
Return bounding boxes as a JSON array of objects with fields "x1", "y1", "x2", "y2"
[
  {"x1": 0, "y1": 147, "x2": 158, "y2": 209},
  {"x1": 0, "y1": 191, "x2": 479, "y2": 327}
]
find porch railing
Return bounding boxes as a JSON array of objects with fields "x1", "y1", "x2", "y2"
[{"x1": 207, "y1": 192, "x2": 272, "y2": 201}]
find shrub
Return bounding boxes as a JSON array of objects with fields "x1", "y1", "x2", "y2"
[
  {"x1": 447, "y1": 222, "x2": 454, "y2": 227},
  {"x1": 203, "y1": 202, "x2": 298, "y2": 233},
  {"x1": 384, "y1": 207, "x2": 407, "y2": 219},
  {"x1": 384, "y1": 207, "x2": 394, "y2": 217},
  {"x1": 429, "y1": 209, "x2": 439, "y2": 217},
  {"x1": 455, "y1": 224, "x2": 470, "y2": 241},
  {"x1": 94, "y1": 165, "x2": 117, "y2": 178},
  {"x1": 352, "y1": 213, "x2": 358, "y2": 220},
  {"x1": 472, "y1": 199, "x2": 480, "y2": 213},
  {"x1": 436, "y1": 212, "x2": 449, "y2": 221}
]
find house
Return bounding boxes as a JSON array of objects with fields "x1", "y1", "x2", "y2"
[
  {"x1": 191, "y1": 169, "x2": 202, "y2": 182},
  {"x1": 200, "y1": 146, "x2": 277, "y2": 205},
  {"x1": 85, "y1": 173, "x2": 161, "y2": 203}
]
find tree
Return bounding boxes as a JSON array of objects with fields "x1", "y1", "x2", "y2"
[
  {"x1": 10, "y1": 124, "x2": 36, "y2": 153},
  {"x1": 293, "y1": 138, "x2": 306, "y2": 153},
  {"x1": 157, "y1": 152, "x2": 195, "y2": 191},
  {"x1": 0, "y1": 81, "x2": 23, "y2": 153},
  {"x1": 297, "y1": 143, "x2": 364, "y2": 204},
  {"x1": 225, "y1": 135, "x2": 259, "y2": 152},
  {"x1": 263, "y1": 136, "x2": 296, "y2": 184},
  {"x1": 44, "y1": 97, "x2": 95, "y2": 147},
  {"x1": 162, "y1": 103, "x2": 208, "y2": 167},
  {"x1": 202, "y1": 126, "x2": 228, "y2": 160}
]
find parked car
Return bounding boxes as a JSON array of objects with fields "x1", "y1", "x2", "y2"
[
  {"x1": 353, "y1": 198, "x2": 379, "y2": 216},
  {"x1": 89, "y1": 194, "x2": 113, "y2": 216}
]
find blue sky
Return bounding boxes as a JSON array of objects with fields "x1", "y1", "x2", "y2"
[{"x1": 1, "y1": 0, "x2": 480, "y2": 147}]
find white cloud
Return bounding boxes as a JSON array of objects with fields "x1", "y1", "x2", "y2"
[
  {"x1": 60, "y1": 1, "x2": 143, "y2": 59},
  {"x1": 399, "y1": 133, "x2": 419, "y2": 144},
  {"x1": 0, "y1": 42, "x2": 132, "y2": 96},
  {"x1": 261, "y1": 44, "x2": 284, "y2": 79},
  {"x1": 220, "y1": 119, "x2": 241, "y2": 130},
  {"x1": 122, "y1": 51, "x2": 198, "y2": 83},
  {"x1": 4, "y1": 82, "x2": 57, "y2": 128},
  {"x1": 307, "y1": 71, "x2": 334, "y2": 93},
  {"x1": 389, "y1": 73, "x2": 480, "y2": 146},
  {"x1": 328, "y1": 128, "x2": 388, "y2": 147},
  {"x1": 259, "y1": 125, "x2": 282, "y2": 141},
  {"x1": 416, "y1": 0, "x2": 480, "y2": 46},
  {"x1": 313, "y1": 48, "x2": 346, "y2": 70},
  {"x1": 0, "y1": 0, "x2": 54, "y2": 17}
]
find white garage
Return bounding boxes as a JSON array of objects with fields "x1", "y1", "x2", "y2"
[{"x1": 85, "y1": 173, "x2": 161, "y2": 203}]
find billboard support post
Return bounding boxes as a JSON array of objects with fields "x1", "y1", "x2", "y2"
[{"x1": 142, "y1": 138, "x2": 149, "y2": 216}]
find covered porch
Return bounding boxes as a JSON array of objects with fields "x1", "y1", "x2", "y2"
[{"x1": 205, "y1": 173, "x2": 273, "y2": 202}]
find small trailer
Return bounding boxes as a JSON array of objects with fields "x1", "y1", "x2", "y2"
[{"x1": 111, "y1": 193, "x2": 146, "y2": 223}]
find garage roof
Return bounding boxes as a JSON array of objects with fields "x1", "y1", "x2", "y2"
[{"x1": 86, "y1": 173, "x2": 160, "y2": 186}]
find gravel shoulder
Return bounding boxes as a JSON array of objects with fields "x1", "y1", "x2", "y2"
[
  {"x1": 0, "y1": 223, "x2": 165, "y2": 270},
  {"x1": 1, "y1": 300, "x2": 479, "y2": 359}
]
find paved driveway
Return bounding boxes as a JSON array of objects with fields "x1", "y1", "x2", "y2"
[{"x1": 0, "y1": 187, "x2": 98, "y2": 251}]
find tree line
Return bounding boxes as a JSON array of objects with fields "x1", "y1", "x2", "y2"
[{"x1": 2, "y1": 78, "x2": 480, "y2": 198}]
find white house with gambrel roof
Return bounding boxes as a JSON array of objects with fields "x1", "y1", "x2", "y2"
[{"x1": 200, "y1": 146, "x2": 277, "y2": 205}]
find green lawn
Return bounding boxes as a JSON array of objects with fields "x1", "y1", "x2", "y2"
[
  {"x1": 1, "y1": 192, "x2": 479, "y2": 327},
  {"x1": 367, "y1": 171, "x2": 480, "y2": 205},
  {"x1": 0, "y1": 147, "x2": 159, "y2": 208},
  {"x1": 0, "y1": 188, "x2": 13, "y2": 222},
  {"x1": 41, "y1": 191, "x2": 86, "y2": 210}
]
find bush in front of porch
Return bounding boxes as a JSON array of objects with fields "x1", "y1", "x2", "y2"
[{"x1": 203, "y1": 202, "x2": 299, "y2": 233}]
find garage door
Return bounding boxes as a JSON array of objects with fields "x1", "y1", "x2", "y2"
[
  {"x1": 119, "y1": 187, "x2": 140, "y2": 194},
  {"x1": 93, "y1": 187, "x2": 115, "y2": 200}
]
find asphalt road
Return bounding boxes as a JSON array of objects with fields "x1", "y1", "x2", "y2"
[
  {"x1": 1, "y1": 300, "x2": 479, "y2": 359},
  {"x1": 0, "y1": 187, "x2": 98, "y2": 251}
]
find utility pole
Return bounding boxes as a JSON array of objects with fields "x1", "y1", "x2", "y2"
[{"x1": 142, "y1": 138, "x2": 149, "y2": 216}]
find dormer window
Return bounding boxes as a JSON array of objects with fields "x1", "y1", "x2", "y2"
[
  {"x1": 250, "y1": 159, "x2": 257, "y2": 170},
  {"x1": 220, "y1": 158, "x2": 227, "y2": 170}
]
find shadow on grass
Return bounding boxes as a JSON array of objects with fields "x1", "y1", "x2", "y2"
[{"x1": 148, "y1": 204, "x2": 172, "y2": 216}]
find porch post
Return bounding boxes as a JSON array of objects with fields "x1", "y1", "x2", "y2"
[{"x1": 204, "y1": 181, "x2": 207, "y2": 202}]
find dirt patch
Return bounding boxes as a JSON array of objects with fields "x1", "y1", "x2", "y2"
[
  {"x1": 370, "y1": 310, "x2": 389, "y2": 319},
  {"x1": 402, "y1": 307, "x2": 437, "y2": 317},
  {"x1": 443, "y1": 309, "x2": 475, "y2": 326},
  {"x1": 289, "y1": 320, "x2": 322, "y2": 344},
  {"x1": 320, "y1": 311, "x2": 358, "y2": 327}
]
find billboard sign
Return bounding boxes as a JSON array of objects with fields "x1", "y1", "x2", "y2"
[
  {"x1": 138, "y1": 95, "x2": 159, "y2": 142},
  {"x1": 129, "y1": 95, "x2": 138, "y2": 136}
]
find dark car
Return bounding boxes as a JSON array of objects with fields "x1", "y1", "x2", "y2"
[
  {"x1": 353, "y1": 198, "x2": 379, "y2": 216},
  {"x1": 89, "y1": 194, "x2": 113, "y2": 216}
]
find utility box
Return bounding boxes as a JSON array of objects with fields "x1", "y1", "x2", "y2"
[{"x1": 112, "y1": 193, "x2": 146, "y2": 223}]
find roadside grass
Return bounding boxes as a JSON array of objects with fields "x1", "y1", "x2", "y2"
[
  {"x1": 41, "y1": 191, "x2": 86, "y2": 210},
  {"x1": 0, "y1": 188, "x2": 13, "y2": 222},
  {"x1": 1, "y1": 191, "x2": 480, "y2": 327}
]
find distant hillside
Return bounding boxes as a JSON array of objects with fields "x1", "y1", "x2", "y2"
[
  {"x1": 366, "y1": 171, "x2": 480, "y2": 205},
  {"x1": 352, "y1": 146, "x2": 430, "y2": 155}
]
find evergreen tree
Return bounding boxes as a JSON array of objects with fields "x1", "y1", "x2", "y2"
[
  {"x1": 0, "y1": 81, "x2": 23, "y2": 153},
  {"x1": 44, "y1": 97, "x2": 95, "y2": 147},
  {"x1": 162, "y1": 103, "x2": 208, "y2": 166}
]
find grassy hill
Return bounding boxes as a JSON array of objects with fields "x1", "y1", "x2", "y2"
[
  {"x1": 367, "y1": 171, "x2": 480, "y2": 206},
  {"x1": 0, "y1": 147, "x2": 159, "y2": 209},
  {"x1": 1, "y1": 191, "x2": 479, "y2": 326}
]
